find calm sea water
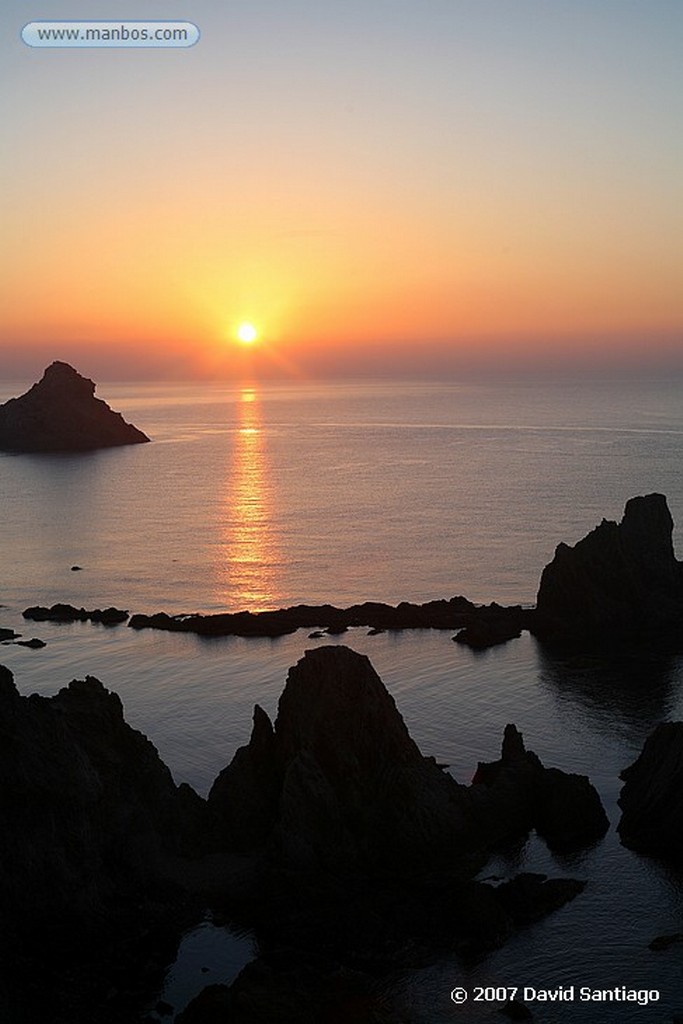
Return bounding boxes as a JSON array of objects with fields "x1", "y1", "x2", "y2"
[{"x1": 1, "y1": 377, "x2": 682, "y2": 1021}]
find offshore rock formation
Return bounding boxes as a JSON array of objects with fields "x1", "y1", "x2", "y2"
[
  {"x1": 209, "y1": 647, "x2": 607, "y2": 868},
  {"x1": 23, "y1": 603, "x2": 129, "y2": 625},
  {"x1": 533, "y1": 494, "x2": 683, "y2": 647},
  {"x1": 618, "y1": 722, "x2": 683, "y2": 863},
  {"x1": 209, "y1": 646, "x2": 483, "y2": 873},
  {"x1": 471, "y1": 724, "x2": 609, "y2": 851},
  {"x1": 129, "y1": 596, "x2": 532, "y2": 643},
  {"x1": 0, "y1": 361, "x2": 149, "y2": 451}
]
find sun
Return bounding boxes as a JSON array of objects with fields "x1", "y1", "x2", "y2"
[{"x1": 236, "y1": 322, "x2": 258, "y2": 344}]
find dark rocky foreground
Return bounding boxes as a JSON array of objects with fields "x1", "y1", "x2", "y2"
[
  {"x1": 618, "y1": 722, "x2": 683, "y2": 864},
  {"x1": 0, "y1": 647, "x2": 607, "y2": 1023},
  {"x1": 0, "y1": 361, "x2": 149, "y2": 452}
]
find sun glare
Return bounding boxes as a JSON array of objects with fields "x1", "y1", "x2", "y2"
[{"x1": 237, "y1": 322, "x2": 258, "y2": 344}]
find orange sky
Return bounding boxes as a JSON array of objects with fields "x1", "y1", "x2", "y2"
[{"x1": 2, "y1": 1, "x2": 681, "y2": 378}]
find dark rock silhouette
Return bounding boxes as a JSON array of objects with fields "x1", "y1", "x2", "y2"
[
  {"x1": 129, "y1": 596, "x2": 532, "y2": 642},
  {"x1": 1, "y1": 648, "x2": 597, "y2": 1021},
  {"x1": 24, "y1": 603, "x2": 129, "y2": 625},
  {"x1": 209, "y1": 646, "x2": 484, "y2": 873},
  {"x1": 211, "y1": 650, "x2": 607, "y2": 865},
  {"x1": 175, "y1": 956, "x2": 401, "y2": 1024},
  {"x1": 0, "y1": 665, "x2": 208, "y2": 1022},
  {"x1": 471, "y1": 724, "x2": 609, "y2": 851},
  {"x1": 0, "y1": 361, "x2": 149, "y2": 451},
  {"x1": 618, "y1": 722, "x2": 683, "y2": 863},
  {"x1": 533, "y1": 494, "x2": 683, "y2": 647},
  {"x1": 500, "y1": 996, "x2": 533, "y2": 1020},
  {"x1": 495, "y1": 872, "x2": 585, "y2": 925},
  {"x1": 648, "y1": 932, "x2": 683, "y2": 951},
  {"x1": 453, "y1": 603, "x2": 524, "y2": 649}
]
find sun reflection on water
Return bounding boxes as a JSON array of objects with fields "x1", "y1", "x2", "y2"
[{"x1": 219, "y1": 387, "x2": 280, "y2": 611}]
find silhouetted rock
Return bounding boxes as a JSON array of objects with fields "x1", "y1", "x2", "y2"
[
  {"x1": 472, "y1": 724, "x2": 609, "y2": 851},
  {"x1": 15, "y1": 637, "x2": 46, "y2": 649},
  {"x1": 209, "y1": 646, "x2": 484, "y2": 874},
  {"x1": 128, "y1": 595, "x2": 533, "y2": 640},
  {"x1": 500, "y1": 996, "x2": 533, "y2": 1020},
  {"x1": 0, "y1": 669, "x2": 206, "y2": 916},
  {"x1": 0, "y1": 361, "x2": 149, "y2": 451},
  {"x1": 618, "y1": 722, "x2": 683, "y2": 862},
  {"x1": 0, "y1": 665, "x2": 208, "y2": 1021},
  {"x1": 533, "y1": 494, "x2": 683, "y2": 647},
  {"x1": 24, "y1": 603, "x2": 129, "y2": 625},
  {"x1": 176, "y1": 984, "x2": 232, "y2": 1023},
  {"x1": 453, "y1": 604, "x2": 525, "y2": 649},
  {"x1": 1, "y1": 648, "x2": 593, "y2": 1021},
  {"x1": 495, "y1": 872, "x2": 585, "y2": 925},
  {"x1": 176, "y1": 956, "x2": 400, "y2": 1024},
  {"x1": 648, "y1": 932, "x2": 683, "y2": 951}
]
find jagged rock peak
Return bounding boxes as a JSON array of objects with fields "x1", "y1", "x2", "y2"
[
  {"x1": 273, "y1": 645, "x2": 422, "y2": 771},
  {"x1": 35, "y1": 360, "x2": 96, "y2": 397},
  {"x1": 0, "y1": 361, "x2": 150, "y2": 451},
  {"x1": 533, "y1": 493, "x2": 683, "y2": 645}
]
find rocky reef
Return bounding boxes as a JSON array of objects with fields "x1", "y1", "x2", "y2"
[
  {"x1": 618, "y1": 722, "x2": 683, "y2": 864},
  {"x1": 533, "y1": 493, "x2": 683, "y2": 648},
  {"x1": 23, "y1": 603, "x2": 129, "y2": 625},
  {"x1": 127, "y1": 596, "x2": 532, "y2": 643},
  {"x1": 0, "y1": 647, "x2": 606, "y2": 1022},
  {"x1": 0, "y1": 361, "x2": 149, "y2": 452}
]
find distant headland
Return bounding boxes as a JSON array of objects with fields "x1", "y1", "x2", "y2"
[{"x1": 0, "y1": 361, "x2": 149, "y2": 452}]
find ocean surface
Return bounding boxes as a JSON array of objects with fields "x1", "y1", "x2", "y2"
[{"x1": 1, "y1": 376, "x2": 683, "y2": 1021}]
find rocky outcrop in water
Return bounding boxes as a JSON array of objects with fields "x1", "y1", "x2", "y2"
[
  {"x1": 617, "y1": 722, "x2": 683, "y2": 863},
  {"x1": 0, "y1": 361, "x2": 149, "y2": 451},
  {"x1": 471, "y1": 723, "x2": 609, "y2": 851},
  {"x1": 23, "y1": 603, "x2": 129, "y2": 625},
  {"x1": 209, "y1": 649, "x2": 607, "y2": 870},
  {"x1": 533, "y1": 494, "x2": 683, "y2": 647},
  {"x1": 209, "y1": 646, "x2": 484, "y2": 874},
  {"x1": 128, "y1": 596, "x2": 532, "y2": 643}
]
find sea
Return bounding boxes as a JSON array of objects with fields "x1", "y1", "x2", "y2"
[{"x1": 1, "y1": 376, "x2": 682, "y2": 1022}]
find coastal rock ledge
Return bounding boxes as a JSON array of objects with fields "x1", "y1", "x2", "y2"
[{"x1": 0, "y1": 361, "x2": 149, "y2": 451}]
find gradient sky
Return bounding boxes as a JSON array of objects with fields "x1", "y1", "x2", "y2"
[{"x1": 1, "y1": 1, "x2": 682, "y2": 378}]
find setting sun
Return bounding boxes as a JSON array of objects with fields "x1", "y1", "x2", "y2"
[{"x1": 237, "y1": 322, "x2": 258, "y2": 344}]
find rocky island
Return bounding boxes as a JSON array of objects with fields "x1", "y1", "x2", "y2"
[
  {"x1": 532, "y1": 493, "x2": 683, "y2": 648},
  {"x1": 0, "y1": 361, "x2": 149, "y2": 452}
]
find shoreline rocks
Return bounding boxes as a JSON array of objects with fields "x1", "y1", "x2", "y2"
[{"x1": 0, "y1": 361, "x2": 149, "y2": 452}]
